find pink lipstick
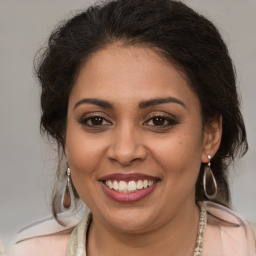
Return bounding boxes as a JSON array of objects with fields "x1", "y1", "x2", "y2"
[{"x1": 99, "y1": 173, "x2": 160, "y2": 203}]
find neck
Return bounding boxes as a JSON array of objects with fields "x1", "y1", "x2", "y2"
[{"x1": 87, "y1": 200, "x2": 200, "y2": 256}]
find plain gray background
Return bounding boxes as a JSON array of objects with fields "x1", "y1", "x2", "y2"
[{"x1": 1, "y1": 0, "x2": 256, "y2": 246}]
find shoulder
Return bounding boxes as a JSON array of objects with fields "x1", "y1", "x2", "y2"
[
  {"x1": 203, "y1": 201, "x2": 256, "y2": 256},
  {"x1": 204, "y1": 200, "x2": 256, "y2": 235},
  {"x1": 248, "y1": 221, "x2": 256, "y2": 239},
  {"x1": 0, "y1": 239, "x2": 6, "y2": 256},
  {"x1": 8, "y1": 210, "x2": 84, "y2": 256},
  {"x1": 9, "y1": 233, "x2": 70, "y2": 256}
]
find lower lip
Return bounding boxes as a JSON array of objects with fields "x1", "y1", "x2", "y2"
[{"x1": 100, "y1": 181, "x2": 158, "y2": 203}]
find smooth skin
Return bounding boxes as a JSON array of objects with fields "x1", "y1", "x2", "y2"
[{"x1": 65, "y1": 44, "x2": 222, "y2": 256}]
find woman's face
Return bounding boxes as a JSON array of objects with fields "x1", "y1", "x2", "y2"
[{"x1": 65, "y1": 44, "x2": 217, "y2": 232}]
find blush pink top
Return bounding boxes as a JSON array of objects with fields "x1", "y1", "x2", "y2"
[{"x1": 9, "y1": 201, "x2": 256, "y2": 256}]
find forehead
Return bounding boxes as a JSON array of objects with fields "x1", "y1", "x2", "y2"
[{"x1": 69, "y1": 44, "x2": 200, "y2": 110}]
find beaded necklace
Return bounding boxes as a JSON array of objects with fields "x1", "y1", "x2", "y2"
[{"x1": 193, "y1": 202, "x2": 207, "y2": 256}]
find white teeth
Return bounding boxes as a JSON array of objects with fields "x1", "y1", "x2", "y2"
[
  {"x1": 106, "y1": 180, "x2": 113, "y2": 189},
  {"x1": 105, "y1": 179, "x2": 157, "y2": 193},
  {"x1": 143, "y1": 180, "x2": 148, "y2": 188},
  {"x1": 128, "y1": 181, "x2": 137, "y2": 192},
  {"x1": 119, "y1": 181, "x2": 127, "y2": 192},
  {"x1": 137, "y1": 180, "x2": 143, "y2": 189},
  {"x1": 113, "y1": 180, "x2": 119, "y2": 190}
]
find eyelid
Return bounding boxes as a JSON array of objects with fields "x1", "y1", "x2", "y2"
[
  {"x1": 78, "y1": 112, "x2": 112, "y2": 125},
  {"x1": 143, "y1": 112, "x2": 179, "y2": 127},
  {"x1": 79, "y1": 111, "x2": 111, "y2": 119},
  {"x1": 144, "y1": 111, "x2": 176, "y2": 121}
]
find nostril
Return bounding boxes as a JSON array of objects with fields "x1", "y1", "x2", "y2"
[{"x1": 106, "y1": 143, "x2": 147, "y2": 165}]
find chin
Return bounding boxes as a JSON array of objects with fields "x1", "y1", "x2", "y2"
[{"x1": 98, "y1": 206, "x2": 161, "y2": 233}]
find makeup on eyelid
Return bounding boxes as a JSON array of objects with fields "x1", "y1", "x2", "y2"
[{"x1": 77, "y1": 111, "x2": 180, "y2": 130}]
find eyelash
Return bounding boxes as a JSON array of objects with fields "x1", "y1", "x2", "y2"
[
  {"x1": 78, "y1": 114, "x2": 112, "y2": 127},
  {"x1": 78, "y1": 113, "x2": 178, "y2": 130},
  {"x1": 144, "y1": 115, "x2": 178, "y2": 128}
]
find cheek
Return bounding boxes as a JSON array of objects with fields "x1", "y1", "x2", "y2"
[
  {"x1": 150, "y1": 130, "x2": 203, "y2": 183},
  {"x1": 65, "y1": 122, "x2": 105, "y2": 177},
  {"x1": 65, "y1": 126, "x2": 105, "y2": 204}
]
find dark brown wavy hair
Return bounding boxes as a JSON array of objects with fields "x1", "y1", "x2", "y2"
[{"x1": 35, "y1": 0, "x2": 248, "y2": 220}]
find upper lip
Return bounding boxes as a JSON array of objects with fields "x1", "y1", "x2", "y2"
[{"x1": 98, "y1": 173, "x2": 160, "y2": 182}]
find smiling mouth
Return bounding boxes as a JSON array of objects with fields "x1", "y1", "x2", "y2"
[{"x1": 103, "y1": 179, "x2": 159, "y2": 193}]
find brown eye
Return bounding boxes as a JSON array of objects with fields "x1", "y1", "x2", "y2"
[
  {"x1": 152, "y1": 117, "x2": 165, "y2": 126},
  {"x1": 79, "y1": 115, "x2": 111, "y2": 127},
  {"x1": 144, "y1": 114, "x2": 179, "y2": 129},
  {"x1": 90, "y1": 116, "x2": 104, "y2": 125}
]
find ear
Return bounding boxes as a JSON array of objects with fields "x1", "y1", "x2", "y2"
[{"x1": 201, "y1": 115, "x2": 222, "y2": 163}]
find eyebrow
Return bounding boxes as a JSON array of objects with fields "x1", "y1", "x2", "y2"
[
  {"x1": 73, "y1": 96, "x2": 186, "y2": 110},
  {"x1": 139, "y1": 97, "x2": 186, "y2": 109},
  {"x1": 73, "y1": 98, "x2": 113, "y2": 110}
]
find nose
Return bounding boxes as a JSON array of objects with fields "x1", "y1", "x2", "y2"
[{"x1": 106, "y1": 125, "x2": 147, "y2": 166}]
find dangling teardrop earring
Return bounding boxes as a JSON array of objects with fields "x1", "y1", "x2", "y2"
[
  {"x1": 203, "y1": 155, "x2": 218, "y2": 200},
  {"x1": 63, "y1": 167, "x2": 71, "y2": 209}
]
